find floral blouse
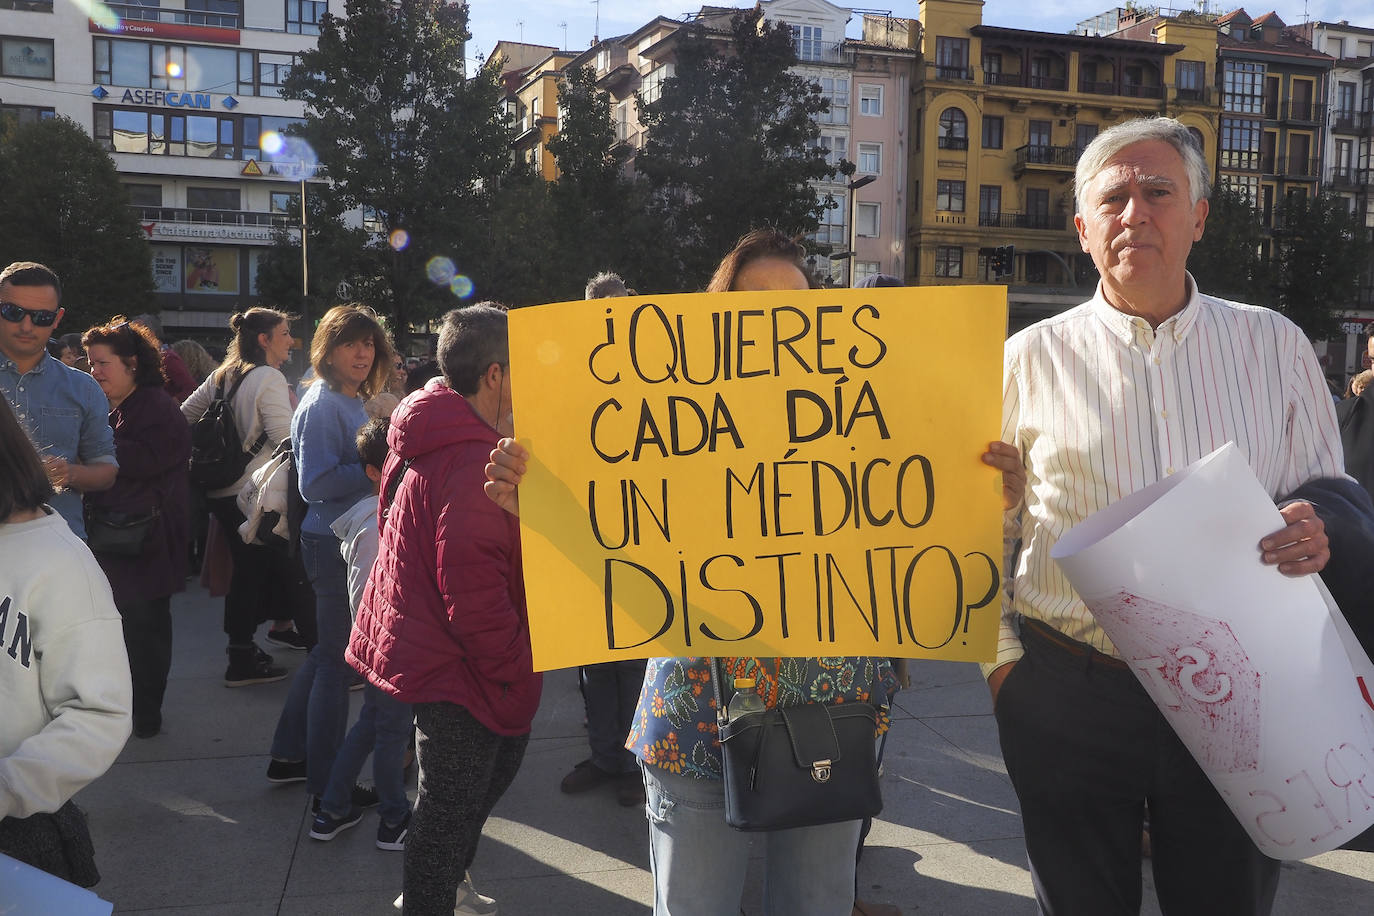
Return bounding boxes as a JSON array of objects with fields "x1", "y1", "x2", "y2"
[{"x1": 626, "y1": 656, "x2": 896, "y2": 780}]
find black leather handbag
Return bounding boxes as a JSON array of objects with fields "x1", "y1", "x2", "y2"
[
  {"x1": 84, "y1": 505, "x2": 159, "y2": 557},
  {"x1": 709, "y1": 657, "x2": 884, "y2": 832}
]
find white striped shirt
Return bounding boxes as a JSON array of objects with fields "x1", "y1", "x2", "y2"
[{"x1": 985, "y1": 275, "x2": 1345, "y2": 674}]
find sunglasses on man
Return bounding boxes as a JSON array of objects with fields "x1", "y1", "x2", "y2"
[{"x1": 0, "y1": 302, "x2": 60, "y2": 327}]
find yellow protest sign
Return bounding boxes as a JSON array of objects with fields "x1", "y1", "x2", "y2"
[{"x1": 509, "y1": 286, "x2": 1006, "y2": 671}]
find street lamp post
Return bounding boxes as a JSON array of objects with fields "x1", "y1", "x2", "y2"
[{"x1": 846, "y1": 173, "x2": 876, "y2": 287}]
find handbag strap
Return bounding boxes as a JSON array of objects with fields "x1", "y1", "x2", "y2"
[{"x1": 709, "y1": 656, "x2": 887, "y2": 728}]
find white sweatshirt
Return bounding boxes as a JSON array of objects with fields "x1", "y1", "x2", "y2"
[{"x1": 0, "y1": 510, "x2": 132, "y2": 819}]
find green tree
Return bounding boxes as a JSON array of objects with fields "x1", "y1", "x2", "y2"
[
  {"x1": 1189, "y1": 183, "x2": 1271, "y2": 305},
  {"x1": 1271, "y1": 194, "x2": 1369, "y2": 341},
  {"x1": 258, "y1": 0, "x2": 512, "y2": 342},
  {"x1": 634, "y1": 8, "x2": 841, "y2": 289},
  {"x1": 546, "y1": 65, "x2": 660, "y2": 299},
  {"x1": 0, "y1": 116, "x2": 153, "y2": 330}
]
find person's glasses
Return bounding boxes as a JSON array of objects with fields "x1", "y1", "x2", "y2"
[{"x1": 0, "y1": 302, "x2": 59, "y2": 327}]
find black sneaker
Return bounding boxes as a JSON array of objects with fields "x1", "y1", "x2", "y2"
[
  {"x1": 352, "y1": 784, "x2": 380, "y2": 809},
  {"x1": 225, "y1": 646, "x2": 288, "y2": 687},
  {"x1": 265, "y1": 628, "x2": 309, "y2": 650},
  {"x1": 267, "y1": 758, "x2": 307, "y2": 784},
  {"x1": 560, "y1": 759, "x2": 616, "y2": 794},
  {"x1": 309, "y1": 806, "x2": 364, "y2": 841},
  {"x1": 376, "y1": 809, "x2": 411, "y2": 851}
]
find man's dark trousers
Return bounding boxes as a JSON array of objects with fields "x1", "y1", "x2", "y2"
[
  {"x1": 994, "y1": 620, "x2": 1280, "y2": 915},
  {"x1": 583, "y1": 659, "x2": 647, "y2": 774}
]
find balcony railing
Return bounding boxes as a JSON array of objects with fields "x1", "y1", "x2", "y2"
[
  {"x1": 1280, "y1": 156, "x2": 1319, "y2": 178},
  {"x1": 1333, "y1": 109, "x2": 1359, "y2": 131},
  {"x1": 795, "y1": 40, "x2": 854, "y2": 66},
  {"x1": 1028, "y1": 74, "x2": 1067, "y2": 91},
  {"x1": 1329, "y1": 167, "x2": 1372, "y2": 188},
  {"x1": 1120, "y1": 83, "x2": 1164, "y2": 100},
  {"x1": 932, "y1": 63, "x2": 974, "y2": 82},
  {"x1": 105, "y1": 1, "x2": 240, "y2": 29},
  {"x1": 1015, "y1": 144, "x2": 1079, "y2": 169},
  {"x1": 937, "y1": 135, "x2": 969, "y2": 150},
  {"x1": 978, "y1": 211, "x2": 1068, "y2": 231},
  {"x1": 983, "y1": 70, "x2": 1022, "y2": 87},
  {"x1": 131, "y1": 207, "x2": 291, "y2": 228},
  {"x1": 1282, "y1": 101, "x2": 1325, "y2": 123},
  {"x1": 1079, "y1": 79, "x2": 1162, "y2": 99}
]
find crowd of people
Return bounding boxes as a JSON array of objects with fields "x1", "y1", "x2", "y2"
[{"x1": 0, "y1": 114, "x2": 1363, "y2": 916}]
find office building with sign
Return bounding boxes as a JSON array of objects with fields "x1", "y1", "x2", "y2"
[{"x1": 0, "y1": 0, "x2": 337, "y2": 340}]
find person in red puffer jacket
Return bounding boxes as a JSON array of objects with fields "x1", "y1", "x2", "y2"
[{"x1": 347, "y1": 303, "x2": 539, "y2": 916}]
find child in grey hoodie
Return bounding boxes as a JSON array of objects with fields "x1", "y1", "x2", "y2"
[{"x1": 309, "y1": 418, "x2": 413, "y2": 850}]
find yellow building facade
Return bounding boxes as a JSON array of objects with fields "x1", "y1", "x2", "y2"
[{"x1": 911, "y1": 0, "x2": 1220, "y2": 326}]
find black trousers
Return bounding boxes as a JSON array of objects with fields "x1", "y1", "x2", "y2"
[
  {"x1": 118, "y1": 596, "x2": 173, "y2": 730},
  {"x1": 582, "y1": 658, "x2": 647, "y2": 774},
  {"x1": 404, "y1": 702, "x2": 528, "y2": 916},
  {"x1": 206, "y1": 495, "x2": 315, "y2": 646},
  {"x1": 994, "y1": 620, "x2": 1280, "y2": 916}
]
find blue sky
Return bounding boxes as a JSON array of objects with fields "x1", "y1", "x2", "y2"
[{"x1": 466, "y1": 1, "x2": 1372, "y2": 70}]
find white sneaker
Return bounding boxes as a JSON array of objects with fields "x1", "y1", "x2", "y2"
[
  {"x1": 391, "y1": 873, "x2": 497, "y2": 916},
  {"x1": 454, "y1": 874, "x2": 498, "y2": 915}
]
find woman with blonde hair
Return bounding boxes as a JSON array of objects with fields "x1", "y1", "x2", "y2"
[{"x1": 267, "y1": 304, "x2": 395, "y2": 801}]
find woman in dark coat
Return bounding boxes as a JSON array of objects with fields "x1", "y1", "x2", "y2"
[{"x1": 83, "y1": 318, "x2": 191, "y2": 739}]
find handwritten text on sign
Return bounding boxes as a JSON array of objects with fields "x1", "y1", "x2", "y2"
[{"x1": 509, "y1": 287, "x2": 1006, "y2": 670}]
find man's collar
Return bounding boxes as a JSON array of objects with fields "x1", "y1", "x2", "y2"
[
  {"x1": 0, "y1": 351, "x2": 52, "y2": 375},
  {"x1": 1090, "y1": 274, "x2": 1202, "y2": 345}
]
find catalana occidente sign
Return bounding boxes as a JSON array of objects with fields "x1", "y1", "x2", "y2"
[{"x1": 139, "y1": 221, "x2": 277, "y2": 246}]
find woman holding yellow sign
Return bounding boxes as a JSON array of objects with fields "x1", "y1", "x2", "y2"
[{"x1": 487, "y1": 230, "x2": 899, "y2": 916}]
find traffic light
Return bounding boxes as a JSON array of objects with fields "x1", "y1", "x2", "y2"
[{"x1": 992, "y1": 245, "x2": 1015, "y2": 278}]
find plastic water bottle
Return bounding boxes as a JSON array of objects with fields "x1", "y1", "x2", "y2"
[{"x1": 728, "y1": 676, "x2": 766, "y2": 718}]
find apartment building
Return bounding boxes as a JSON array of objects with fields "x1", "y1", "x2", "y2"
[
  {"x1": 912, "y1": 0, "x2": 1220, "y2": 326},
  {"x1": 1210, "y1": 11, "x2": 1332, "y2": 243},
  {"x1": 489, "y1": 3, "x2": 915, "y2": 288},
  {"x1": 487, "y1": 41, "x2": 574, "y2": 180},
  {"x1": 0, "y1": 0, "x2": 339, "y2": 340}
]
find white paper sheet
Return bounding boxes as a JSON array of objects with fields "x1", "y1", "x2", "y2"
[
  {"x1": 1051, "y1": 443, "x2": 1374, "y2": 859},
  {"x1": 0, "y1": 852, "x2": 113, "y2": 915}
]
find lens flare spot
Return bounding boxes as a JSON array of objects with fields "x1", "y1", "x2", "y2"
[
  {"x1": 449, "y1": 275, "x2": 474, "y2": 299},
  {"x1": 74, "y1": 0, "x2": 120, "y2": 30},
  {"x1": 263, "y1": 133, "x2": 319, "y2": 180},
  {"x1": 426, "y1": 257, "x2": 456, "y2": 285},
  {"x1": 166, "y1": 61, "x2": 183, "y2": 78},
  {"x1": 388, "y1": 229, "x2": 410, "y2": 251},
  {"x1": 536, "y1": 340, "x2": 562, "y2": 366}
]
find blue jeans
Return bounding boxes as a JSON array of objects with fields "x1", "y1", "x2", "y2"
[
  {"x1": 321, "y1": 685, "x2": 413, "y2": 825},
  {"x1": 270, "y1": 531, "x2": 353, "y2": 796},
  {"x1": 642, "y1": 764, "x2": 861, "y2": 916}
]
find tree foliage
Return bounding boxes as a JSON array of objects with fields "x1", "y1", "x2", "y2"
[
  {"x1": 1189, "y1": 183, "x2": 1271, "y2": 305},
  {"x1": 257, "y1": 0, "x2": 511, "y2": 342},
  {"x1": 545, "y1": 65, "x2": 661, "y2": 299},
  {"x1": 0, "y1": 116, "x2": 153, "y2": 331},
  {"x1": 1271, "y1": 194, "x2": 1368, "y2": 341},
  {"x1": 635, "y1": 9, "x2": 840, "y2": 289}
]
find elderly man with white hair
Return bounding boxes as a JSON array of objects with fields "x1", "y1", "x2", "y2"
[{"x1": 987, "y1": 116, "x2": 1343, "y2": 915}]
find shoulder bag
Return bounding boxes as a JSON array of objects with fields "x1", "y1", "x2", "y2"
[{"x1": 708, "y1": 656, "x2": 884, "y2": 832}]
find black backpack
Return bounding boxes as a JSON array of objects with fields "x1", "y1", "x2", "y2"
[{"x1": 189, "y1": 367, "x2": 270, "y2": 490}]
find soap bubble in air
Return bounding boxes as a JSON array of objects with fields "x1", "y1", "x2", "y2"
[
  {"x1": 426, "y1": 257, "x2": 456, "y2": 286},
  {"x1": 389, "y1": 229, "x2": 409, "y2": 251}
]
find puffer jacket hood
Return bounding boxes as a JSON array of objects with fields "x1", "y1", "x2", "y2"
[
  {"x1": 387, "y1": 376, "x2": 493, "y2": 463},
  {"x1": 346, "y1": 377, "x2": 542, "y2": 735}
]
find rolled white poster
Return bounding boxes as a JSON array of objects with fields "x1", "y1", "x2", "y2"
[{"x1": 1051, "y1": 442, "x2": 1374, "y2": 859}]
